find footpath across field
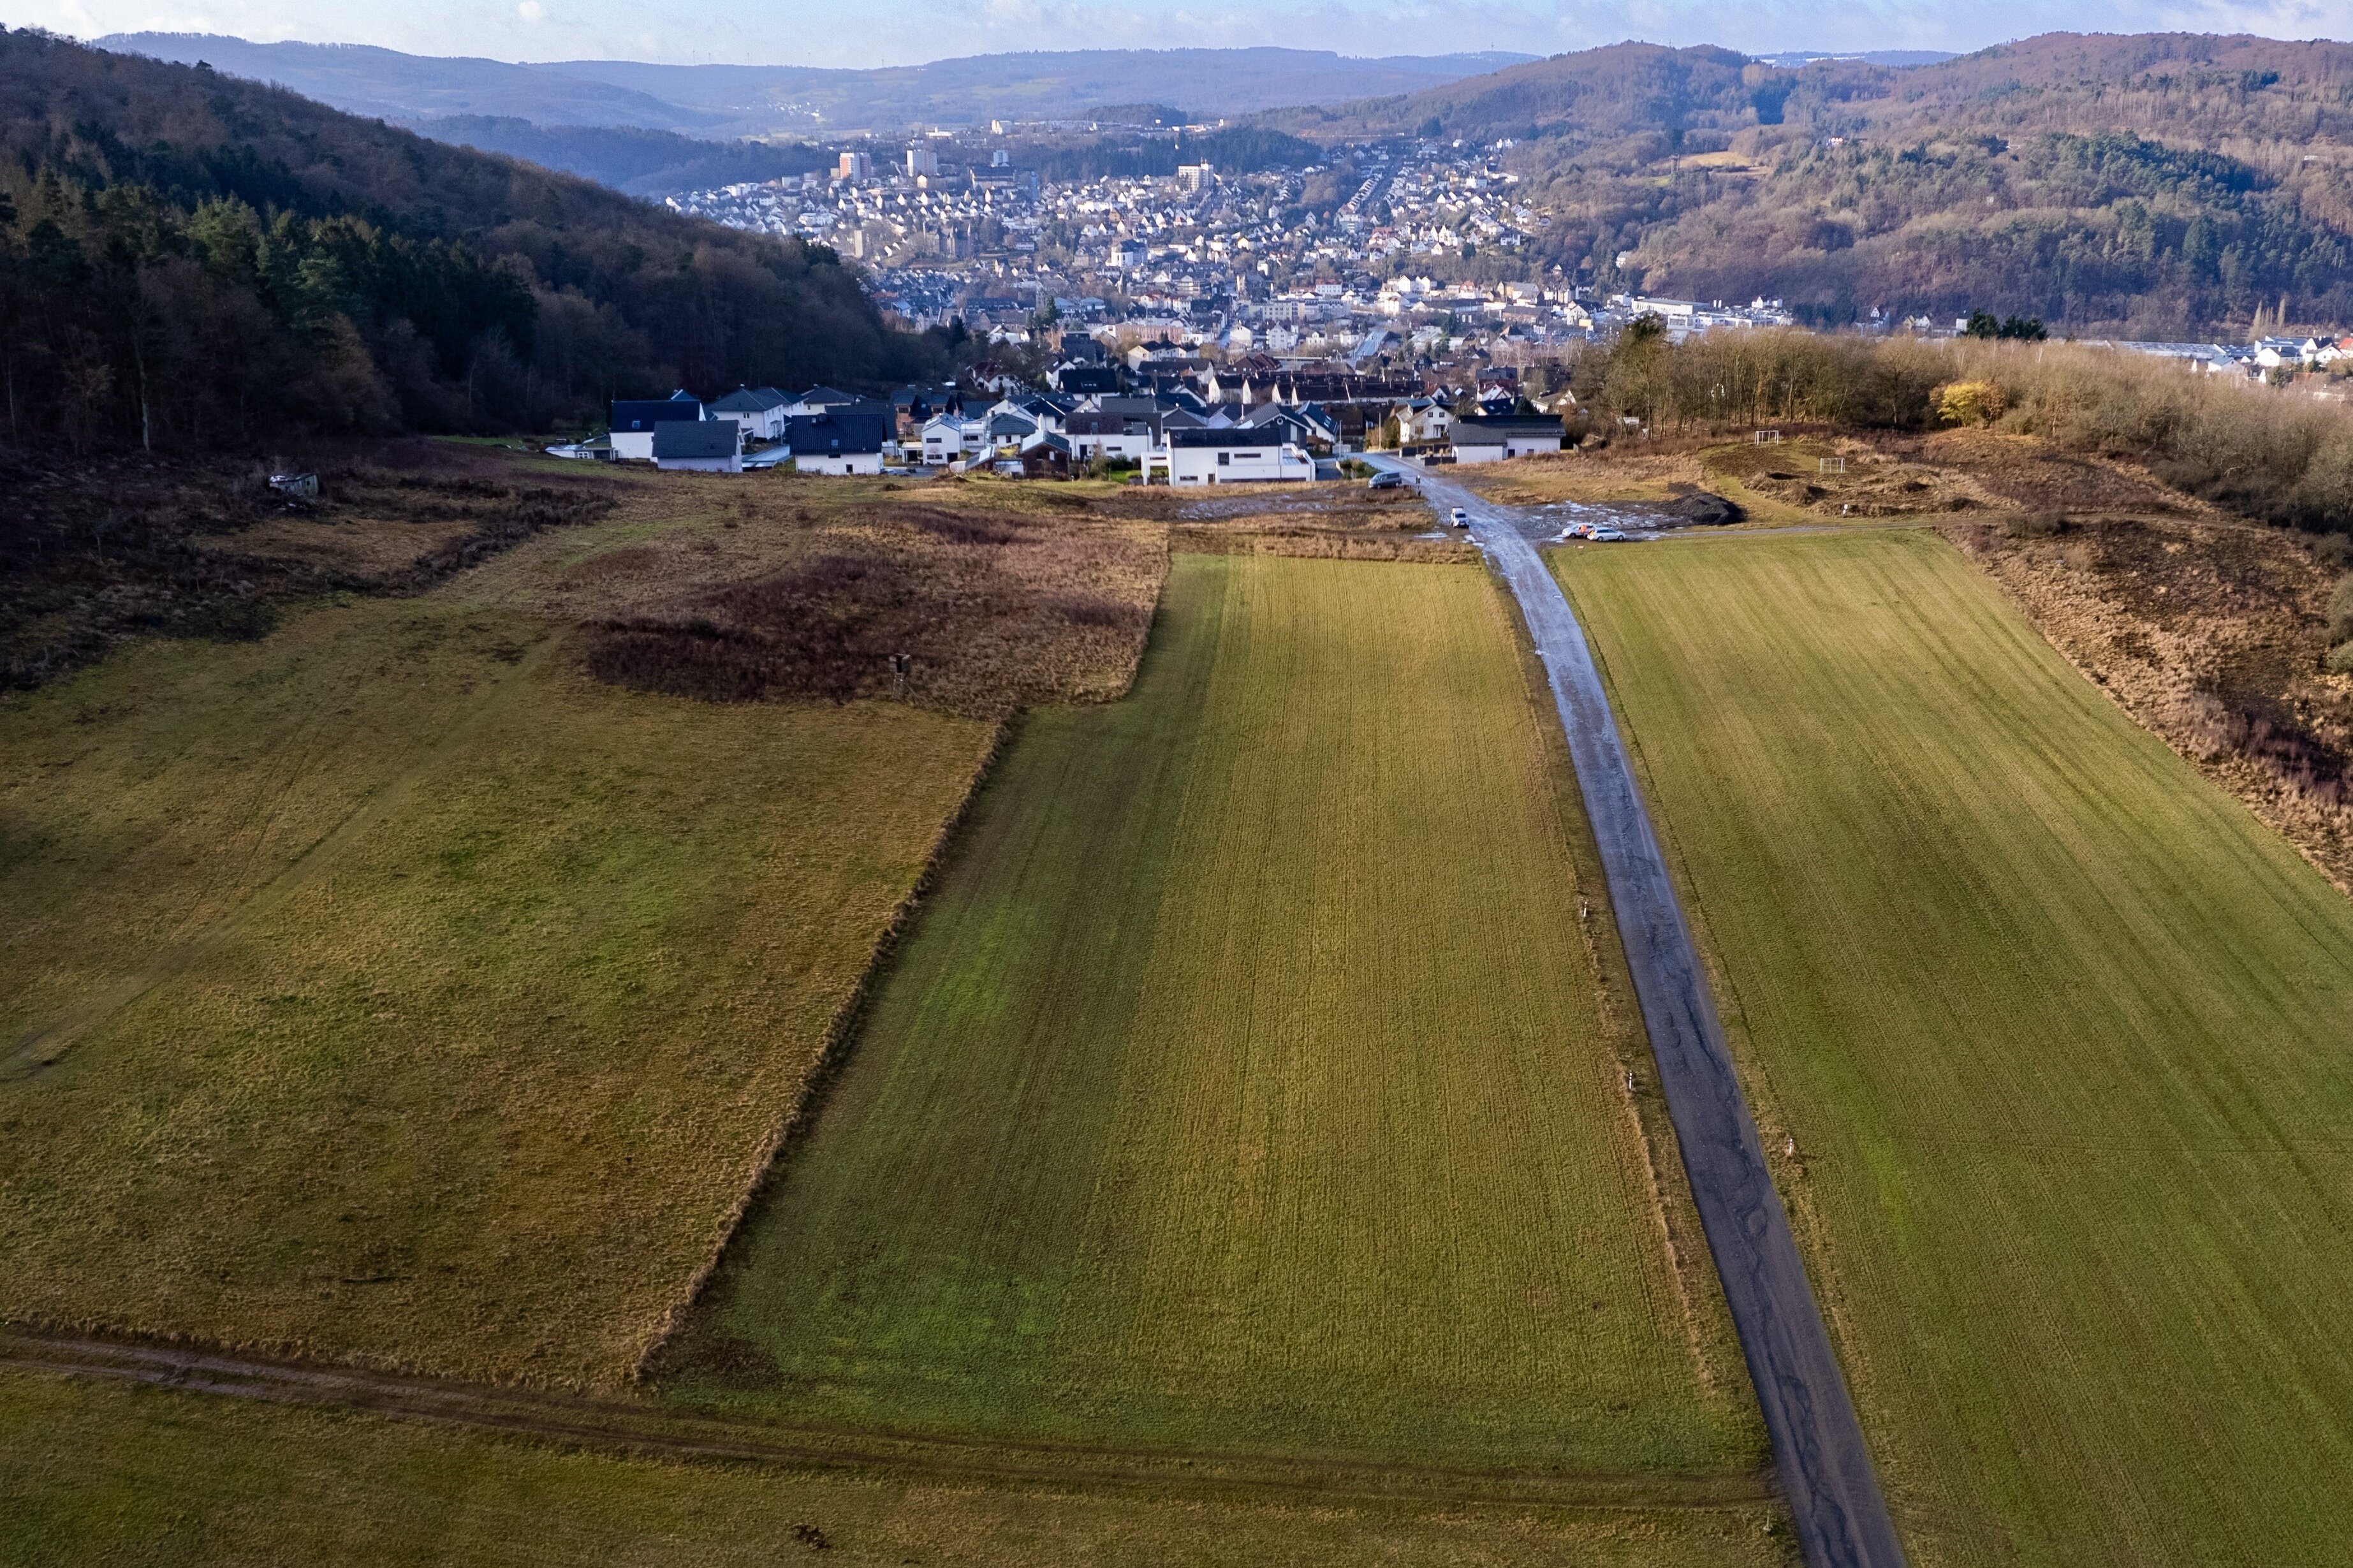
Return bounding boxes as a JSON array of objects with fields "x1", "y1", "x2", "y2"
[
  {"x1": 668, "y1": 552, "x2": 1765, "y2": 1482},
  {"x1": 1557, "y1": 529, "x2": 2353, "y2": 1567}
]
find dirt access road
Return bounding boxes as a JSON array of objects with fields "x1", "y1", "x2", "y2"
[{"x1": 1368, "y1": 457, "x2": 1906, "y2": 1568}]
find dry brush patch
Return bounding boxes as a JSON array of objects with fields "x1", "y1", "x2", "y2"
[
  {"x1": 578, "y1": 499, "x2": 1165, "y2": 716},
  {"x1": 461, "y1": 472, "x2": 1170, "y2": 717},
  {"x1": 1170, "y1": 486, "x2": 1474, "y2": 562},
  {"x1": 0, "y1": 441, "x2": 618, "y2": 686},
  {"x1": 1456, "y1": 427, "x2": 2199, "y2": 527}
]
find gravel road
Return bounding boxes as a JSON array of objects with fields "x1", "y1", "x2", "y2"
[{"x1": 1370, "y1": 457, "x2": 1907, "y2": 1568}]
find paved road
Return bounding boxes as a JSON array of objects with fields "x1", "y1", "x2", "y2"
[{"x1": 1370, "y1": 458, "x2": 1907, "y2": 1568}]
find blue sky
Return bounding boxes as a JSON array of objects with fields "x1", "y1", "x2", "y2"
[{"x1": 5, "y1": 0, "x2": 2349, "y2": 68}]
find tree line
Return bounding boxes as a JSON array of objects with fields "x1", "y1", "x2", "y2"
[
  {"x1": 1569, "y1": 323, "x2": 2353, "y2": 534},
  {"x1": 0, "y1": 28, "x2": 953, "y2": 452}
]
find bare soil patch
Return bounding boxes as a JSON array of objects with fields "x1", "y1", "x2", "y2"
[
  {"x1": 1163, "y1": 482, "x2": 1474, "y2": 562},
  {"x1": 543, "y1": 485, "x2": 1167, "y2": 717}
]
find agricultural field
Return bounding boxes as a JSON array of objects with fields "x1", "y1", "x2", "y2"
[
  {"x1": 665, "y1": 552, "x2": 1766, "y2": 1484},
  {"x1": 0, "y1": 455, "x2": 1161, "y2": 1386},
  {"x1": 1555, "y1": 529, "x2": 2353, "y2": 1565}
]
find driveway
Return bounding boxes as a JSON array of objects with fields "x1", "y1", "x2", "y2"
[{"x1": 1367, "y1": 456, "x2": 1907, "y2": 1568}]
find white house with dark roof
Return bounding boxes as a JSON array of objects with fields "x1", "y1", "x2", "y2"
[
  {"x1": 610, "y1": 390, "x2": 704, "y2": 460},
  {"x1": 707, "y1": 386, "x2": 791, "y2": 442},
  {"x1": 1150, "y1": 426, "x2": 1316, "y2": 485},
  {"x1": 785, "y1": 385, "x2": 859, "y2": 416},
  {"x1": 1448, "y1": 414, "x2": 1565, "y2": 464},
  {"x1": 786, "y1": 411, "x2": 884, "y2": 475},
  {"x1": 653, "y1": 420, "x2": 742, "y2": 473}
]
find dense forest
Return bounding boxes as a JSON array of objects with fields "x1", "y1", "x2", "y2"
[
  {"x1": 0, "y1": 29, "x2": 947, "y2": 451},
  {"x1": 1283, "y1": 34, "x2": 2353, "y2": 337}
]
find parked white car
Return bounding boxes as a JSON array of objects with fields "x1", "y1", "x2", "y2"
[{"x1": 1449, "y1": 507, "x2": 1470, "y2": 529}]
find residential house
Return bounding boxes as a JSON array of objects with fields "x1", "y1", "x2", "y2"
[
  {"x1": 610, "y1": 390, "x2": 704, "y2": 460},
  {"x1": 1448, "y1": 414, "x2": 1565, "y2": 464},
  {"x1": 784, "y1": 385, "x2": 859, "y2": 416},
  {"x1": 1396, "y1": 398, "x2": 1453, "y2": 446},
  {"x1": 652, "y1": 420, "x2": 742, "y2": 473},
  {"x1": 707, "y1": 386, "x2": 791, "y2": 443},
  {"x1": 994, "y1": 392, "x2": 1073, "y2": 433},
  {"x1": 785, "y1": 412, "x2": 884, "y2": 476},
  {"x1": 921, "y1": 414, "x2": 990, "y2": 466},
  {"x1": 1019, "y1": 432, "x2": 1076, "y2": 478},
  {"x1": 1239, "y1": 400, "x2": 1337, "y2": 454},
  {"x1": 1063, "y1": 410, "x2": 1154, "y2": 464},
  {"x1": 889, "y1": 383, "x2": 959, "y2": 436},
  {"x1": 1050, "y1": 360, "x2": 1121, "y2": 395},
  {"x1": 1152, "y1": 426, "x2": 1316, "y2": 485},
  {"x1": 984, "y1": 411, "x2": 1041, "y2": 457}
]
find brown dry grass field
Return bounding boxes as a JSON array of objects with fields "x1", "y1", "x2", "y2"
[
  {"x1": 1454, "y1": 427, "x2": 2202, "y2": 529},
  {"x1": 1159, "y1": 479, "x2": 1474, "y2": 562},
  {"x1": 0, "y1": 452, "x2": 1164, "y2": 1386}
]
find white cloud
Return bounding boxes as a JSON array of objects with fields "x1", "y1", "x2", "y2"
[{"x1": 516, "y1": 0, "x2": 543, "y2": 18}]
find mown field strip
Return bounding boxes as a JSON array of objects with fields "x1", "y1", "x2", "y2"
[
  {"x1": 1556, "y1": 530, "x2": 2353, "y2": 1567},
  {"x1": 668, "y1": 552, "x2": 1764, "y2": 1478}
]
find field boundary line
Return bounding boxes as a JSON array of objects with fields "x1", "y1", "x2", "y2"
[
  {"x1": 629, "y1": 713, "x2": 1020, "y2": 1382},
  {"x1": 0, "y1": 1328, "x2": 1775, "y2": 1512},
  {"x1": 1, "y1": 629, "x2": 561, "y2": 1082}
]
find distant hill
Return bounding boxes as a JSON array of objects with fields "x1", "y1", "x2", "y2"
[
  {"x1": 1273, "y1": 41, "x2": 1761, "y2": 143},
  {"x1": 1748, "y1": 50, "x2": 1956, "y2": 70},
  {"x1": 0, "y1": 29, "x2": 938, "y2": 449},
  {"x1": 97, "y1": 36, "x2": 1536, "y2": 137},
  {"x1": 414, "y1": 117, "x2": 832, "y2": 198},
  {"x1": 94, "y1": 34, "x2": 724, "y2": 131},
  {"x1": 1282, "y1": 33, "x2": 2353, "y2": 337}
]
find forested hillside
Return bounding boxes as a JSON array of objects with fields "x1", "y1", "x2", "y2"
[
  {"x1": 414, "y1": 118, "x2": 833, "y2": 200},
  {"x1": 0, "y1": 29, "x2": 942, "y2": 450},
  {"x1": 1293, "y1": 34, "x2": 2353, "y2": 336}
]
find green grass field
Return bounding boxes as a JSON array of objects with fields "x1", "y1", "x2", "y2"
[
  {"x1": 1555, "y1": 531, "x2": 2353, "y2": 1566},
  {"x1": 0, "y1": 1368, "x2": 1787, "y2": 1568},
  {"x1": 0, "y1": 591, "x2": 992, "y2": 1384},
  {"x1": 669, "y1": 553, "x2": 1763, "y2": 1479}
]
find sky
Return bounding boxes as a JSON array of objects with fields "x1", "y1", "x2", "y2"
[{"x1": 5, "y1": 0, "x2": 2353, "y2": 68}]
